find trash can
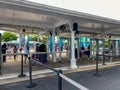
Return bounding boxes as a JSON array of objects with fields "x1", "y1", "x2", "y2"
[{"x1": 39, "y1": 44, "x2": 47, "y2": 63}]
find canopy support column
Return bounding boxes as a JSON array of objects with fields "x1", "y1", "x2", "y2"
[
  {"x1": 118, "y1": 40, "x2": 120, "y2": 56},
  {"x1": 46, "y1": 34, "x2": 49, "y2": 52},
  {"x1": 77, "y1": 38, "x2": 80, "y2": 60},
  {"x1": 69, "y1": 22, "x2": 77, "y2": 69},
  {"x1": 19, "y1": 30, "x2": 22, "y2": 48},
  {"x1": 59, "y1": 37, "x2": 62, "y2": 62},
  {"x1": 52, "y1": 29, "x2": 56, "y2": 62},
  {"x1": 103, "y1": 39, "x2": 105, "y2": 52},
  {"x1": 68, "y1": 37, "x2": 71, "y2": 60},
  {"x1": 0, "y1": 33, "x2": 2, "y2": 75},
  {"x1": 90, "y1": 38, "x2": 92, "y2": 59},
  {"x1": 96, "y1": 39, "x2": 99, "y2": 59},
  {"x1": 113, "y1": 40, "x2": 116, "y2": 56}
]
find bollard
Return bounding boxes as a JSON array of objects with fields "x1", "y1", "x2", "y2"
[
  {"x1": 94, "y1": 54, "x2": 101, "y2": 76},
  {"x1": 18, "y1": 54, "x2": 26, "y2": 77},
  {"x1": 58, "y1": 70, "x2": 62, "y2": 90},
  {"x1": 26, "y1": 57, "x2": 36, "y2": 88}
]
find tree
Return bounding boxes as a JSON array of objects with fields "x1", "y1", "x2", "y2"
[
  {"x1": 2, "y1": 32, "x2": 18, "y2": 42},
  {"x1": 30, "y1": 34, "x2": 38, "y2": 41}
]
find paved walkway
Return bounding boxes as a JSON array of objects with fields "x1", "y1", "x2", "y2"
[
  {"x1": 1, "y1": 54, "x2": 120, "y2": 90},
  {"x1": 1, "y1": 64, "x2": 120, "y2": 90},
  {"x1": 1, "y1": 54, "x2": 120, "y2": 79},
  {"x1": 1, "y1": 54, "x2": 96, "y2": 75}
]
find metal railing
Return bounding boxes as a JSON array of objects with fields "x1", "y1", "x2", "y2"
[
  {"x1": 94, "y1": 50, "x2": 120, "y2": 76},
  {"x1": 26, "y1": 57, "x2": 89, "y2": 90},
  {"x1": 0, "y1": 51, "x2": 70, "y2": 76},
  {"x1": 2, "y1": 53, "x2": 27, "y2": 77}
]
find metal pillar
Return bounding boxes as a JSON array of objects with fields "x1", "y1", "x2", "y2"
[
  {"x1": 77, "y1": 38, "x2": 80, "y2": 60},
  {"x1": 118, "y1": 40, "x2": 120, "y2": 56},
  {"x1": 0, "y1": 33, "x2": 2, "y2": 75},
  {"x1": 103, "y1": 39, "x2": 105, "y2": 52},
  {"x1": 102, "y1": 39, "x2": 106, "y2": 65},
  {"x1": 92, "y1": 39, "x2": 96, "y2": 59},
  {"x1": 90, "y1": 38, "x2": 92, "y2": 59},
  {"x1": 69, "y1": 22, "x2": 77, "y2": 69},
  {"x1": 19, "y1": 32, "x2": 22, "y2": 49},
  {"x1": 47, "y1": 33, "x2": 50, "y2": 60},
  {"x1": 79, "y1": 37, "x2": 82, "y2": 61},
  {"x1": 115, "y1": 40, "x2": 116, "y2": 56},
  {"x1": 68, "y1": 37, "x2": 71, "y2": 60},
  {"x1": 113, "y1": 40, "x2": 116, "y2": 56},
  {"x1": 26, "y1": 57, "x2": 37, "y2": 88},
  {"x1": 95, "y1": 39, "x2": 99, "y2": 58},
  {"x1": 108, "y1": 40, "x2": 111, "y2": 50},
  {"x1": 52, "y1": 29, "x2": 56, "y2": 62},
  {"x1": 59, "y1": 37, "x2": 62, "y2": 62},
  {"x1": 18, "y1": 54, "x2": 26, "y2": 77},
  {"x1": 94, "y1": 39, "x2": 101, "y2": 76}
]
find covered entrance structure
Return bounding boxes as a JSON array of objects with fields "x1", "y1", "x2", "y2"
[{"x1": 0, "y1": 0, "x2": 120, "y2": 71}]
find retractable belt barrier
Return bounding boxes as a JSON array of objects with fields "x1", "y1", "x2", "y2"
[
  {"x1": 28, "y1": 58, "x2": 89, "y2": 90},
  {"x1": 2, "y1": 53, "x2": 27, "y2": 77},
  {"x1": 59, "y1": 73, "x2": 89, "y2": 90},
  {"x1": 94, "y1": 51, "x2": 120, "y2": 77},
  {"x1": 1, "y1": 51, "x2": 69, "y2": 76},
  {"x1": 99, "y1": 54, "x2": 120, "y2": 57}
]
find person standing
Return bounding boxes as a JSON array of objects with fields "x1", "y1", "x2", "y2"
[
  {"x1": 2, "y1": 43, "x2": 6, "y2": 62},
  {"x1": 13, "y1": 45, "x2": 18, "y2": 62},
  {"x1": 23, "y1": 43, "x2": 29, "y2": 66},
  {"x1": 10, "y1": 46, "x2": 13, "y2": 59}
]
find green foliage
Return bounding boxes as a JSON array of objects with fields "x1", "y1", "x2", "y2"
[
  {"x1": 30, "y1": 34, "x2": 38, "y2": 41},
  {"x1": 2, "y1": 32, "x2": 18, "y2": 42},
  {"x1": 41, "y1": 38, "x2": 47, "y2": 44},
  {"x1": 30, "y1": 34, "x2": 47, "y2": 44},
  {"x1": 104, "y1": 39, "x2": 109, "y2": 48}
]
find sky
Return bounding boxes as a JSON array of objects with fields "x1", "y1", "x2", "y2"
[{"x1": 27, "y1": 0, "x2": 120, "y2": 20}]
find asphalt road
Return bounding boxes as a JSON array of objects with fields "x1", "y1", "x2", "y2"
[{"x1": 1, "y1": 65, "x2": 120, "y2": 90}]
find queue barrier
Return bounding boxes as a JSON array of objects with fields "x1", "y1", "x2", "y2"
[
  {"x1": 27, "y1": 57, "x2": 89, "y2": 90},
  {"x1": 2, "y1": 53, "x2": 27, "y2": 77},
  {"x1": 1, "y1": 51, "x2": 70, "y2": 76},
  {"x1": 94, "y1": 50, "x2": 120, "y2": 77}
]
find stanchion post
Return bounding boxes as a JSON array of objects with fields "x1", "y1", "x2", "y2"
[
  {"x1": 26, "y1": 57, "x2": 36, "y2": 88},
  {"x1": 18, "y1": 54, "x2": 26, "y2": 77},
  {"x1": 94, "y1": 53, "x2": 101, "y2": 76},
  {"x1": 94, "y1": 39, "x2": 101, "y2": 76},
  {"x1": 58, "y1": 70, "x2": 62, "y2": 90}
]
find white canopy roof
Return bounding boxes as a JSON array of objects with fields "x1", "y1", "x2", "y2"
[{"x1": 0, "y1": 0, "x2": 120, "y2": 36}]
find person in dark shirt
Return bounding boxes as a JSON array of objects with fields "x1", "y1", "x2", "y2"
[
  {"x1": 13, "y1": 45, "x2": 18, "y2": 62},
  {"x1": 2, "y1": 43, "x2": 6, "y2": 62},
  {"x1": 87, "y1": 45, "x2": 90, "y2": 59},
  {"x1": 81, "y1": 45, "x2": 85, "y2": 56}
]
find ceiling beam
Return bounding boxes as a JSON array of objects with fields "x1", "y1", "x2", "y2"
[
  {"x1": 0, "y1": 18, "x2": 53, "y2": 29},
  {"x1": 0, "y1": 0, "x2": 120, "y2": 26}
]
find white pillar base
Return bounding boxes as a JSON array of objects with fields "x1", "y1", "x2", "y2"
[
  {"x1": 70, "y1": 59, "x2": 77, "y2": 69},
  {"x1": 53, "y1": 52, "x2": 56, "y2": 62}
]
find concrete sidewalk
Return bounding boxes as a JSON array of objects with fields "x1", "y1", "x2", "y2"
[
  {"x1": 1, "y1": 62, "x2": 120, "y2": 90},
  {"x1": 1, "y1": 60, "x2": 120, "y2": 85}
]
